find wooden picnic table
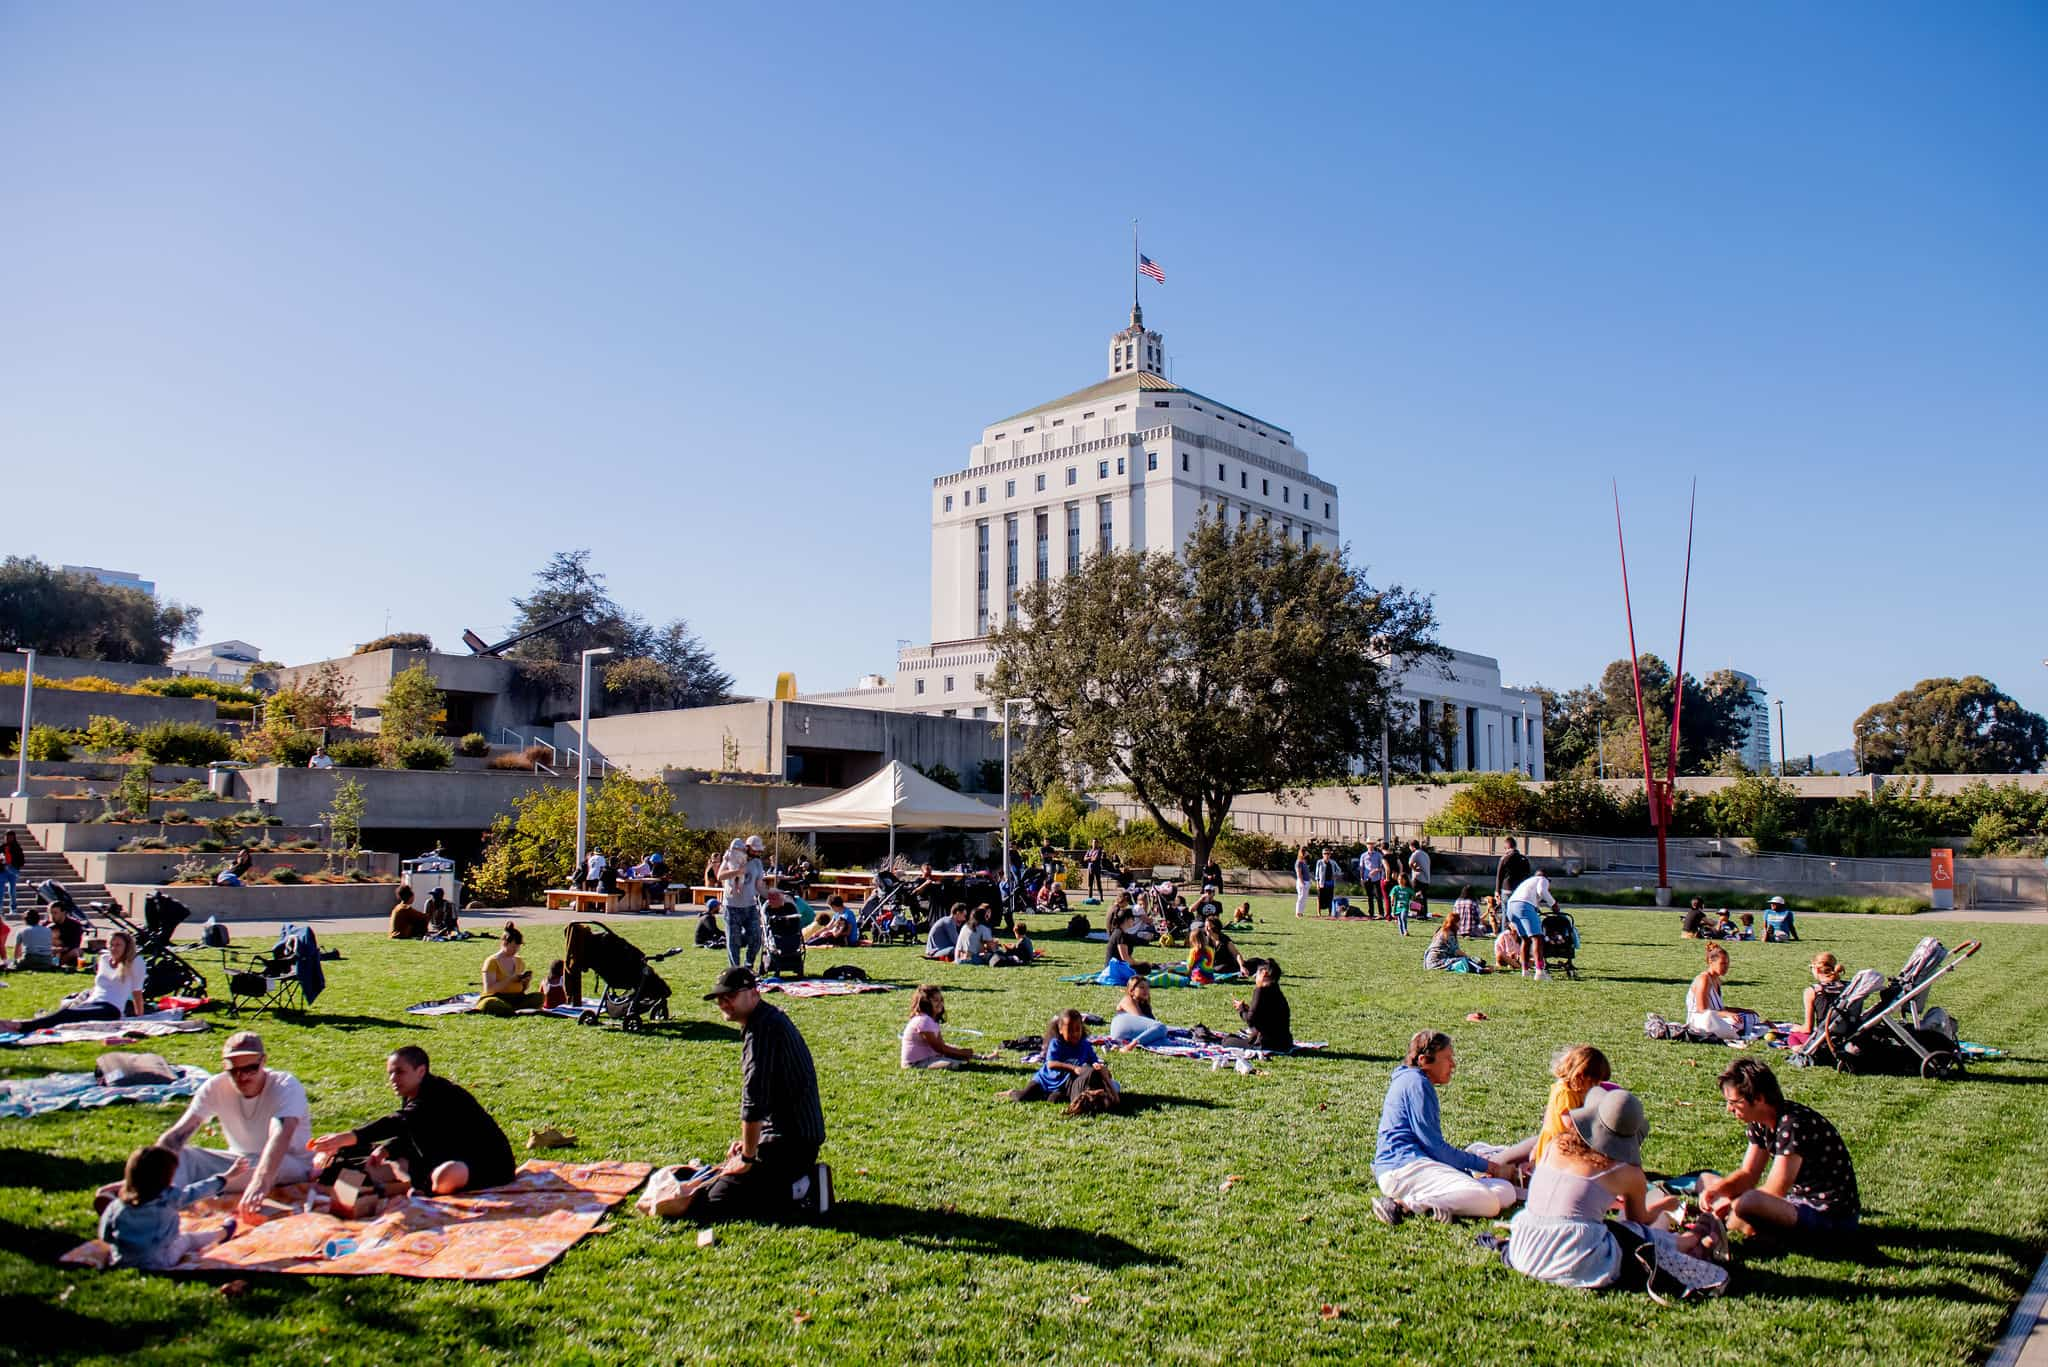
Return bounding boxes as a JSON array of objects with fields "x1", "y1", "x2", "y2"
[
  {"x1": 545, "y1": 888, "x2": 621, "y2": 914},
  {"x1": 614, "y1": 877, "x2": 658, "y2": 913}
]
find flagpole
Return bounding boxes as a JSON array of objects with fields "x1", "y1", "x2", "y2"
[{"x1": 1131, "y1": 218, "x2": 1139, "y2": 315}]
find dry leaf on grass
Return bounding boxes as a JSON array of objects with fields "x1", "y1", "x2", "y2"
[
  {"x1": 1319, "y1": 1303, "x2": 1345, "y2": 1320},
  {"x1": 793, "y1": 1312, "x2": 812, "y2": 1328},
  {"x1": 1219, "y1": 1175, "x2": 1242, "y2": 1192},
  {"x1": 1071, "y1": 1294, "x2": 1092, "y2": 1306},
  {"x1": 1466, "y1": 1011, "x2": 1488, "y2": 1022}
]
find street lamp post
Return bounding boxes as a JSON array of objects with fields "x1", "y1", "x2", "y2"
[
  {"x1": 11, "y1": 649, "x2": 33, "y2": 798},
  {"x1": 574, "y1": 647, "x2": 614, "y2": 881},
  {"x1": 1000, "y1": 698, "x2": 1026, "y2": 877},
  {"x1": 1379, "y1": 720, "x2": 1392, "y2": 842},
  {"x1": 1776, "y1": 698, "x2": 1787, "y2": 776}
]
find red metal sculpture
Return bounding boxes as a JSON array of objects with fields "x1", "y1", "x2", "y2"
[{"x1": 1613, "y1": 479, "x2": 1696, "y2": 899}]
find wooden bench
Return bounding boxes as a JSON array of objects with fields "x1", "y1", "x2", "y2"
[
  {"x1": 545, "y1": 889, "x2": 621, "y2": 914},
  {"x1": 664, "y1": 885, "x2": 722, "y2": 911}
]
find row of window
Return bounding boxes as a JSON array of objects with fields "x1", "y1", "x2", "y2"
[
  {"x1": 943, "y1": 451, "x2": 1326, "y2": 518},
  {"x1": 972, "y1": 499, "x2": 1114, "y2": 632},
  {"x1": 913, "y1": 670, "x2": 989, "y2": 697}
]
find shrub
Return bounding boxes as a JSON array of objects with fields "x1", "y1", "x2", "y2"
[
  {"x1": 378, "y1": 663, "x2": 445, "y2": 745},
  {"x1": 172, "y1": 856, "x2": 211, "y2": 884},
  {"x1": 214, "y1": 700, "x2": 254, "y2": 721},
  {"x1": 134, "y1": 676, "x2": 263, "y2": 703},
  {"x1": 117, "y1": 835, "x2": 172, "y2": 851},
  {"x1": 266, "y1": 867, "x2": 303, "y2": 884},
  {"x1": 161, "y1": 778, "x2": 210, "y2": 800},
  {"x1": 1701, "y1": 775, "x2": 1803, "y2": 852},
  {"x1": 80, "y1": 714, "x2": 140, "y2": 756},
  {"x1": 354, "y1": 632, "x2": 434, "y2": 655},
  {"x1": 232, "y1": 806, "x2": 270, "y2": 826},
  {"x1": 239, "y1": 724, "x2": 321, "y2": 768},
  {"x1": 488, "y1": 751, "x2": 535, "y2": 771},
  {"x1": 163, "y1": 808, "x2": 192, "y2": 824},
  {"x1": 0, "y1": 670, "x2": 127, "y2": 693},
  {"x1": 24, "y1": 725, "x2": 75, "y2": 761},
  {"x1": 195, "y1": 837, "x2": 226, "y2": 852},
  {"x1": 1423, "y1": 773, "x2": 1540, "y2": 836},
  {"x1": 117, "y1": 761, "x2": 154, "y2": 819},
  {"x1": 137, "y1": 720, "x2": 236, "y2": 767},
  {"x1": 394, "y1": 738, "x2": 454, "y2": 770},
  {"x1": 471, "y1": 771, "x2": 697, "y2": 906},
  {"x1": 457, "y1": 732, "x2": 490, "y2": 758},
  {"x1": 325, "y1": 739, "x2": 384, "y2": 769}
]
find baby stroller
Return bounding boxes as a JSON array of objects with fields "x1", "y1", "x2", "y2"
[
  {"x1": 1540, "y1": 910, "x2": 1582, "y2": 981},
  {"x1": 1793, "y1": 937, "x2": 1981, "y2": 1079},
  {"x1": 761, "y1": 901, "x2": 807, "y2": 978},
  {"x1": 858, "y1": 871, "x2": 921, "y2": 944},
  {"x1": 35, "y1": 878, "x2": 88, "y2": 921},
  {"x1": 564, "y1": 921, "x2": 682, "y2": 1032},
  {"x1": 97, "y1": 891, "x2": 209, "y2": 1000}
]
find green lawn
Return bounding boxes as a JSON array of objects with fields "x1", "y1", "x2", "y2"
[{"x1": 3, "y1": 901, "x2": 2045, "y2": 1366}]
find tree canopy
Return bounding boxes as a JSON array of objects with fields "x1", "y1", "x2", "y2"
[
  {"x1": 0, "y1": 556, "x2": 201, "y2": 664},
  {"x1": 1855, "y1": 676, "x2": 2048, "y2": 775},
  {"x1": 989, "y1": 520, "x2": 1442, "y2": 874},
  {"x1": 1527, "y1": 655, "x2": 1754, "y2": 777},
  {"x1": 506, "y1": 550, "x2": 733, "y2": 710}
]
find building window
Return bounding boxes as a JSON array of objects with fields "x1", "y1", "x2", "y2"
[
  {"x1": 1004, "y1": 514, "x2": 1019, "y2": 622},
  {"x1": 974, "y1": 673, "x2": 985, "y2": 691},
  {"x1": 1303, "y1": 492, "x2": 1310, "y2": 510},
  {"x1": 977, "y1": 486, "x2": 987, "y2": 504},
  {"x1": 943, "y1": 494, "x2": 953, "y2": 512},
  {"x1": 942, "y1": 708, "x2": 956, "y2": 718},
  {"x1": 1180, "y1": 453, "x2": 1188, "y2": 471},
  {"x1": 1238, "y1": 506, "x2": 1248, "y2": 526},
  {"x1": 1217, "y1": 463, "x2": 1225, "y2": 480},
  {"x1": 1282, "y1": 485, "x2": 1289, "y2": 501},
  {"x1": 1262, "y1": 478, "x2": 1270, "y2": 495},
  {"x1": 1240, "y1": 472, "x2": 1248, "y2": 489},
  {"x1": 1005, "y1": 479, "x2": 1015, "y2": 498},
  {"x1": 1192, "y1": 405, "x2": 1204, "y2": 412},
  {"x1": 914, "y1": 678, "x2": 925, "y2": 695},
  {"x1": 1082, "y1": 411, "x2": 1095, "y2": 419},
  {"x1": 1324, "y1": 501, "x2": 1331, "y2": 517},
  {"x1": 1066, "y1": 467, "x2": 1077, "y2": 486},
  {"x1": 1114, "y1": 403, "x2": 1127, "y2": 412},
  {"x1": 1097, "y1": 460, "x2": 1109, "y2": 479},
  {"x1": 1051, "y1": 417, "x2": 1064, "y2": 426},
  {"x1": 975, "y1": 520, "x2": 989, "y2": 634},
  {"x1": 1034, "y1": 510, "x2": 1049, "y2": 583},
  {"x1": 1146, "y1": 451, "x2": 1157, "y2": 471},
  {"x1": 993, "y1": 433, "x2": 1006, "y2": 441},
  {"x1": 1097, "y1": 497, "x2": 1113, "y2": 554},
  {"x1": 1116, "y1": 456, "x2": 1125, "y2": 475},
  {"x1": 973, "y1": 706, "x2": 986, "y2": 719},
  {"x1": 1301, "y1": 528, "x2": 1311, "y2": 547},
  {"x1": 1282, "y1": 519, "x2": 1291, "y2": 538},
  {"x1": 944, "y1": 675, "x2": 955, "y2": 692},
  {"x1": 1022, "y1": 425, "x2": 1034, "y2": 433},
  {"x1": 1066, "y1": 502, "x2": 1081, "y2": 573},
  {"x1": 1035, "y1": 473, "x2": 1046, "y2": 492}
]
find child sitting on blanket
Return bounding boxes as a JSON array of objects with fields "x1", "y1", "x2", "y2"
[
  {"x1": 988, "y1": 922, "x2": 1035, "y2": 968},
  {"x1": 541, "y1": 960, "x2": 569, "y2": 1010},
  {"x1": 1184, "y1": 927, "x2": 1216, "y2": 984},
  {"x1": 1004, "y1": 1009, "x2": 1118, "y2": 1102},
  {"x1": 100, "y1": 1145, "x2": 242, "y2": 1270}
]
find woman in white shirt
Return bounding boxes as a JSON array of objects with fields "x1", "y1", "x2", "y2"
[
  {"x1": 0, "y1": 929, "x2": 147, "y2": 1033},
  {"x1": 1686, "y1": 944, "x2": 1750, "y2": 1041}
]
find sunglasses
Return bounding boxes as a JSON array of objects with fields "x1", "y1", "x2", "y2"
[{"x1": 226, "y1": 1060, "x2": 264, "y2": 1078}]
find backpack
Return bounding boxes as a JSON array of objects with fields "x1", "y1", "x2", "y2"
[
  {"x1": 820, "y1": 964, "x2": 868, "y2": 982},
  {"x1": 1059, "y1": 1066, "x2": 1120, "y2": 1117}
]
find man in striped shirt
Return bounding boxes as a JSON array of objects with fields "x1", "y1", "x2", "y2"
[{"x1": 700, "y1": 967, "x2": 831, "y2": 1220}]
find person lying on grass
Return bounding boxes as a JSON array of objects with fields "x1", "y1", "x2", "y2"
[
  {"x1": 1423, "y1": 918, "x2": 1488, "y2": 973},
  {"x1": 1004, "y1": 1008, "x2": 1118, "y2": 1103},
  {"x1": 1372, "y1": 1030, "x2": 1519, "y2": 1225},
  {"x1": 1701, "y1": 1057, "x2": 1859, "y2": 1245},
  {"x1": 1685, "y1": 944, "x2": 1755, "y2": 1042},
  {"x1": 1225, "y1": 960, "x2": 1292, "y2": 1052},
  {"x1": 901, "y1": 984, "x2": 995, "y2": 1069},
  {"x1": 309, "y1": 1046, "x2": 517, "y2": 1197}
]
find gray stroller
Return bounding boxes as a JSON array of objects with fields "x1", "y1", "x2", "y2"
[{"x1": 1791, "y1": 936, "x2": 1981, "y2": 1080}]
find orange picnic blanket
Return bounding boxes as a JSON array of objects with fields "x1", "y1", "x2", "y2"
[{"x1": 63, "y1": 1159, "x2": 649, "y2": 1280}]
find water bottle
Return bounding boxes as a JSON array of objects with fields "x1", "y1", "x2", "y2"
[{"x1": 322, "y1": 1237, "x2": 358, "y2": 1259}]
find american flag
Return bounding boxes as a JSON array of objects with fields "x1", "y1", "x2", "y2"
[{"x1": 1138, "y1": 254, "x2": 1165, "y2": 283}]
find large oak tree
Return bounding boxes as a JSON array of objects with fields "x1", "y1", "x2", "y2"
[
  {"x1": 1855, "y1": 676, "x2": 2048, "y2": 775},
  {"x1": 988, "y1": 520, "x2": 1442, "y2": 875}
]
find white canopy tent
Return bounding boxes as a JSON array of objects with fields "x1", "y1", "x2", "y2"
[{"x1": 775, "y1": 760, "x2": 1005, "y2": 862}]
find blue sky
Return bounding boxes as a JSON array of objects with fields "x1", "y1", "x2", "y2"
[{"x1": 3, "y1": 3, "x2": 2044, "y2": 758}]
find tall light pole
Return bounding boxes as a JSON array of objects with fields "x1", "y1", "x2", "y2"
[
  {"x1": 1379, "y1": 720, "x2": 1392, "y2": 842},
  {"x1": 11, "y1": 649, "x2": 33, "y2": 798},
  {"x1": 999, "y1": 697, "x2": 1026, "y2": 877},
  {"x1": 574, "y1": 647, "x2": 614, "y2": 880},
  {"x1": 1776, "y1": 698, "x2": 1787, "y2": 777}
]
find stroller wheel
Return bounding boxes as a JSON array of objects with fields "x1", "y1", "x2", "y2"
[
  {"x1": 622, "y1": 1016, "x2": 642, "y2": 1033},
  {"x1": 578, "y1": 1010, "x2": 600, "y2": 1027},
  {"x1": 1920, "y1": 1050, "x2": 1964, "y2": 1081}
]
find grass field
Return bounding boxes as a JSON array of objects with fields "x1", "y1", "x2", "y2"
[{"x1": 3, "y1": 901, "x2": 2045, "y2": 1366}]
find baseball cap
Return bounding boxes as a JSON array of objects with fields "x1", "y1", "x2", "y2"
[
  {"x1": 1768, "y1": 896, "x2": 1787, "y2": 906},
  {"x1": 703, "y1": 966, "x2": 759, "y2": 1000},
  {"x1": 745, "y1": 835, "x2": 765, "y2": 852},
  {"x1": 222, "y1": 1030, "x2": 267, "y2": 1061},
  {"x1": 1570, "y1": 1087, "x2": 1648, "y2": 1168}
]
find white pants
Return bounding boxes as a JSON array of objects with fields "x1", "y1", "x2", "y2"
[
  {"x1": 1377, "y1": 1157, "x2": 1519, "y2": 1218},
  {"x1": 1295, "y1": 882, "x2": 1310, "y2": 916},
  {"x1": 1688, "y1": 1009, "x2": 1739, "y2": 1041}
]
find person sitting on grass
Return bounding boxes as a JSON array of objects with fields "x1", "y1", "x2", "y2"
[
  {"x1": 1686, "y1": 944, "x2": 1751, "y2": 1041},
  {"x1": 1701, "y1": 1057, "x2": 1859, "y2": 1245},
  {"x1": 1492, "y1": 1044, "x2": 1616, "y2": 1174},
  {"x1": 1110, "y1": 978, "x2": 1173, "y2": 1050},
  {"x1": 1479, "y1": 895, "x2": 1502, "y2": 935},
  {"x1": 802, "y1": 899, "x2": 853, "y2": 948},
  {"x1": 129, "y1": 1030, "x2": 314, "y2": 1216},
  {"x1": 1493, "y1": 921, "x2": 1523, "y2": 973},
  {"x1": 1, "y1": 929, "x2": 145, "y2": 1034},
  {"x1": 1711, "y1": 908, "x2": 1738, "y2": 940},
  {"x1": 478, "y1": 924, "x2": 541, "y2": 1014},
  {"x1": 1505, "y1": 1089, "x2": 1709, "y2": 1291},
  {"x1": 1681, "y1": 897, "x2": 1708, "y2": 939},
  {"x1": 1423, "y1": 918, "x2": 1488, "y2": 974},
  {"x1": 1003, "y1": 1008, "x2": 1117, "y2": 1103},
  {"x1": 1372, "y1": 1030, "x2": 1519, "y2": 1225},
  {"x1": 1204, "y1": 914, "x2": 1249, "y2": 976},
  {"x1": 925, "y1": 904, "x2": 968, "y2": 961},
  {"x1": 1034, "y1": 878, "x2": 1069, "y2": 916},
  {"x1": 540, "y1": 959, "x2": 570, "y2": 1010},
  {"x1": 953, "y1": 905, "x2": 997, "y2": 965},
  {"x1": 1102, "y1": 907, "x2": 1153, "y2": 979},
  {"x1": 389, "y1": 886, "x2": 427, "y2": 940},
  {"x1": 99, "y1": 1145, "x2": 245, "y2": 1270},
  {"x1": 1225, "y1": 960, "x2": 1292, "y2": 1052},
  {"x1": 1453, "y1": 888, "x2": 1484, "y2": 938},
  {"x1": 424, "y1": 887, "x2": 461, "y2": 938},
  {"x1": 1183, "y1": 925, "x2": 1216, "y2": 983},
  {"x1": 1227, "y1": 901, "x2": 1255, "y2": 929},
  {"x1": 695, "y1": 897, "x2": 725, "y2": 949},
  {"x1": 309, "y1": 1045, "x2": 517, "y2": 1196},
  {"x1": 1792, "y1": 952, "x2": 1846, "y2": 1047},
  {"x1": 1736, "y1": 913, "x2": 1757, "y2": 942},
  {"x1": 988, "y1": 921, "x2": 1035, "y2": 968},
  {"x1": 49, "y1": 900, "x2": 87, "y2": 969},
  {"x1": 682, "y1": 967, "x2": 830, "y2": 1221},
  {"x1": 901, "y1": 984, "x2": 990, "y2": 1069},
  {"x1": 8, "y1": 907, "x2": 55, "y2": 969}
]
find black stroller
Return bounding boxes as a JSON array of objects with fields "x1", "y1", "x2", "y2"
[
  {"x1": 762, "y1": 902, "x2": 807, "y2": 978},
  {"x1": 97, "y1": 890, "x2": 209, "y2": 1000},
  {"x1": 858, "y1": 871, "x2": 921, "y2": 944},
  {"x1": 1540, "y1": 910, "x2": 1582, "y2": 981},
  {"x1": 565, "y1": 921, "x2": 682, "y2": 1032}
]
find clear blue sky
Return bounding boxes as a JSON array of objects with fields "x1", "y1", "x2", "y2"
[{"x1": 4, "y1": 3, "x2": 2044, "y2": 758}]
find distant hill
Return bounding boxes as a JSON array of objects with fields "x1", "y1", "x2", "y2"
[{"x1": 1805, "y1": 747, "x2": 1858, "y2": 775}]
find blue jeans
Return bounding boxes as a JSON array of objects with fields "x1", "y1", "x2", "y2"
[
  {"x1": 0, "y1": 864, "x2": 16, "y2": 916},
  {"x1": 725, "y1": 905, "x2": 762, "y2": 970}
]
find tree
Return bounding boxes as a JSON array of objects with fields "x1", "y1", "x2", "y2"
[
  {"x1": 1528, "y1": 683, "x2": 1603, "y2": 778},
  {"x1": 507, "y1": 550, "x2": 732, "y2": 709},
  {"x1": 988, "y1": 521, "x2": 1442, "y2": 877},
  {"x1": 470, "y1": 771, "x2": 698, "y2": 906},
  {"x1": 1593, "y1": 654, "x2": 1752, "y2": 775},
  {"x1": 0, "y1": 556, "x2": 201, "y2": 664},
  {"x1": 320, "y1": 776, "x2": 367, "y2": 873},
  {"x1": 1855, "y1": 676, "x2": 2048, "y2": 775},
  {"x1": 378, "y1": 662, "x2": 445, "y2": 745}
]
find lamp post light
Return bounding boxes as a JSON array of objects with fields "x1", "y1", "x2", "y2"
[
  {"x1": 574, "y1": 647, "x2": 614, "y2": 880},
  {"x1": 11, "y1": 649, "x2": 33, "y2": 798},
  {"x1": 1776, "y1": 698, "x2": 1788, "y2": 777},
  {"x1": 1000, "y1": 697, "x2": 1026, "y2": 878}
]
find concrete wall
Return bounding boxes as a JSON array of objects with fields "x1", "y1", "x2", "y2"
[
  {"x1": 0, "y1": 651, "x2": 178, "y2": 685},
  {"x1": 238, "y1": 765, "x2": 570, "y2": 829},
  {"x1": 22, "y1": 761, "x2": 213, "y2": 783},
  {"x1": 77, "y1": 850, "x2": 400, "y2": 885},
  {"x1": 1, "y1": 796, "x2": 251, "y2": 825},
  {"x1": 31, "y1": 823, "x2": 328, "y2": 853},
  {"x1": 272, "y1": 649, "x2": 544, "y2": 738},
  {"x1": 107, "y1": 881, "x2": 401, "y2": 924},
  {"x1": 0, "y1": 685, "x2": 217, "y2": 733}
]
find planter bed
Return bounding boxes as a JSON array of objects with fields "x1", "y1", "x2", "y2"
[
  {"x1": 1, "y1": 796, "x2": 260, "y2": 825},
  {"x1": 28, "y1": 823, "x2": 328, "y2": 853},
  {"x1": 76, "y1": 850, "x2": 400, "y2": 886}
]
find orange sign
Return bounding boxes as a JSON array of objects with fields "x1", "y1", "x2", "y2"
[{"x1": 1930, "y1": 848, "x2": 1955, "y2": 891}]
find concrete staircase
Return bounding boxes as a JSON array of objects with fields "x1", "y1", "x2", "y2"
[{"x1": 1, "y1": 820, "x2": 111, "y2": 907}]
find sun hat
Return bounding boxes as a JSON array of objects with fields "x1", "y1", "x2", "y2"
[
  {"x1": 1768, "y1": 895, "x2": 1787, "y2": 906},
  {"x1": 1570, "y1": 1087, "x2": 1649, "y2": 1167}
]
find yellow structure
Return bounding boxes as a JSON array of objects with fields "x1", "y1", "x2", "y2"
[{"x1": 774, "y1": 672, "x2": 798, "y2": 701}]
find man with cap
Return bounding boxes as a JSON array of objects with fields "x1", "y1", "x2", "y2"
[
  {"x1": 1765, "y1": 894, "x2": 1799, "y2": 943},
  {"x1": 144, "y1": 1031, "x2": 315, "y2": 1216},
  {"x1": 696, "y1": 966, "x2": 830, "y2": 1221},
  {"x1": 718, "y1": 836, "x2": 767, "y2": 973},
  {"x1": 308, "y1": 1045, "x2": 516, "y2": 1196}
]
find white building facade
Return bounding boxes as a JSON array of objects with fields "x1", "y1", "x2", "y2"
[
  {"x1": 1729, "y1": 669, "x2": 1773, "y2": 774},
  {"x1": 168, "y1": 639, "x2": 266, "y2": 682},
  {"x1": 814, "y1": 306, "x2": 1541, "y2": 778}
]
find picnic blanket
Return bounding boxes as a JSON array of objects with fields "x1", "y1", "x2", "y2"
[
  {"x1": 759, "y1": 978, "x2": 895, "y2": 998},
  {"x1": 0, "y1": 1064, "x2": 210, "y2": 1119},
  {"x1": 407, "y1": 994, "x2": 481, "y2": 1016},
  {"x1": 1057, "y1": 970, "x2": 1243, "y2": 989},
  {"x1": 0, "y1": 1010, "x2": 210, "y2": 1048},
  {"x1": 61, "y1": 1159, "x2": 650, "y2": 1279},
  {"x1": 1022, "y1": 1036, "x2": 1327, "y2": 1068}
]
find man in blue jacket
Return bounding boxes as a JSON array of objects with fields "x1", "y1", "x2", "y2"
[{"x1": 1371, "y1": 1030, "x2": 1520, "y2": 1224}]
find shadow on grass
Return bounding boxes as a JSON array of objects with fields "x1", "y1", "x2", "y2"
[
  {"x1": 1596, "y1": 974, "x2": 1693, "y2": 986},
  {"x1": 1116, "y1": 1093, "x2": 1223, "y2": 1116},
  {"x1": 0, "y1": 1147, "x2": 108, "y2": 1193},
  {"x1": 1286, "y1": 1049, "x2": 1395, "y2": 1064},
  {"x1": 239, "y1": 1011, "x2": 426, "y2": 1033},
  {"x1": 827, "y1": 1198, "x2": 1179, "y2": 1268}
]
